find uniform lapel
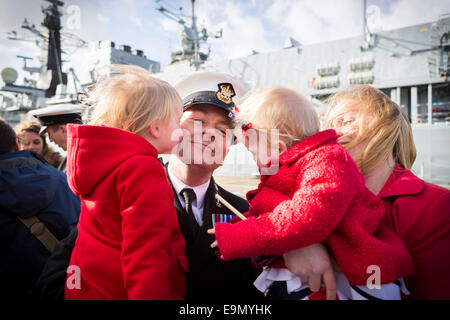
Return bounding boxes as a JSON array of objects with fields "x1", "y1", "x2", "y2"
[
  {"x1": 164, "y1": 163, "x2": 183, "y2": 212},
  {"x1": 201, "y1": 177, "x2": 217, "y2": 230},
  {"x1": 164, "y1": 163, "x2": 197, "y2": 244},
  {"x1": 192, "y1": 177, "x2": 223, "y2": 267}
]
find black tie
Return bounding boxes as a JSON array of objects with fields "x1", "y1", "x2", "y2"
[{"x1": 180, "y1": 188, "x2": 199, "y2": 237}]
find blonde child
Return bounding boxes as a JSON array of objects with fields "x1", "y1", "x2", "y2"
[
  {"x1": 209, "y1": 87, "x2": 413, "y2": 300},
  {"x1": 64, "y1": 65, "x2": 187, "y2": 300}
]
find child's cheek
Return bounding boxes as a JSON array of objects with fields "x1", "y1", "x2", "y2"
[{"x1": 246, "y1": 139, "x2": 259, "y2": 159}]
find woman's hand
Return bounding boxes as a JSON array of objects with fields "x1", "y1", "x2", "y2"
[{"x1": 283, "y1": 243, "x2": 337, "y2": 300}]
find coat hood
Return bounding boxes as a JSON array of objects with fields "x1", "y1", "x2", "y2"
[
  {"x1": 66, "y1": 124, "x2": 158, "y2": 196},
  {"x1": 0, "y1": 151, "x2": 61, "y2": 218}
]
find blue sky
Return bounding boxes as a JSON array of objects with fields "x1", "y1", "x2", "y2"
[{"x1": 1, "y1": 0, "x2": 450, "y2": 84}]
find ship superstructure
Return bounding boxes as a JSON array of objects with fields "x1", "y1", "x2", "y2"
[{"x1": 155, "y1": 13, "x2": 450, "y2": 185}]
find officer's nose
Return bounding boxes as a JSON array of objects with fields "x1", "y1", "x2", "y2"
[{"x1": 202, "y1": 127, "x2": 217, "y2": 143}]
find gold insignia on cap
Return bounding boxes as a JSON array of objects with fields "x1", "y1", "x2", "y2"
[{"x1": 216, "y1": 83, "x2": 235, "y2": 105}]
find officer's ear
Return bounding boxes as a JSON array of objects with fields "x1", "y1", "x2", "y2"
[{"x1": 146, "y1": 121, "x2": 161, "y2": 139}]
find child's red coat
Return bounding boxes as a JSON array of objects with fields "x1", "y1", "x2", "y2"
[
  {"x1": 65, "y1": 124, "x2": 187, "y2": 300},
  {"x1": 215, "y1": 129, "x2": 413, "y2": 285}
]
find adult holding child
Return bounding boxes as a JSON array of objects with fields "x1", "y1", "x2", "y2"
[
  {"x1": 209, "y1": 86, "x2": 413, "y2": 300},
  {"x1": 61, "y1": 68, "x2": 263, "y2": 300},
  {"x1": 284, "y1": 85, "x2": 450, "y2": 300},
  {"x1": 32, "y1": 71, "x2": 262, "y2": 301}
]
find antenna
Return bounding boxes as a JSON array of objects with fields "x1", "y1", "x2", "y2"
[
  {"x1": 16, "y1": 55, "x2": 42, "y2": 75},
  {"x1": 363, "y1": 0, "x2": 367, "y2": 36},
  {"x1": 156, "y1": 0, "x2": 222, "y2": 68},
  {"x1": 361, "y1": 0, "x2": 375, "y2": 51},
  {"x1": 5, "y1": 0, "x2": 87, "y2": 98}
]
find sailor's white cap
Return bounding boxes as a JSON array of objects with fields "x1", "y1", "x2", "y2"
[
  {"x1": 174, "y1": 72, "x2": 248, "y2": 119},
  {"x1": 29, "y1": 104, "x2": 85, "y2": 134}
]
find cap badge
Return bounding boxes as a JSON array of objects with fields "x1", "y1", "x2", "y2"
[{"x1": 216, "y1": 83, "x2": 235, "y2": 105}]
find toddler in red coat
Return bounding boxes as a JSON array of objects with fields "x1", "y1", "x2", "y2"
[
  {"x1": 65, "y1": 65, "x2": 187, "y2": 300},
  {"x1": 209, "y1": 87, "x2": 413, "y2": 300}
]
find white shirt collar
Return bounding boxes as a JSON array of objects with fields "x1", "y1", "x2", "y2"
[{"x1": 167, "y1": 165, "x2": 211, "y2": 210}]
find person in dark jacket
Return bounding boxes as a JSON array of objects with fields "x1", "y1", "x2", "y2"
[{"x1": 0, "y1": 119, "x2": 80, "y2": 300}]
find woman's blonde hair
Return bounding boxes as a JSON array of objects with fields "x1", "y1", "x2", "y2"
[
  {"x1": 87, "y1": 65, "x2": 182, "y2": 135},
  {"x1": 324, "y1": 85, "x2": 416, "y2": 174},
  {"x1": 238, "y1": 87, "x2": 320, "y2": 148},
  {"x1": 15, "y1": 121, "x2": 63, "y2": 168}
]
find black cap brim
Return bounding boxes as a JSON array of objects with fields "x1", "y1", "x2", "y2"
[
  {"x1": 36, "y1": 113, "x2": 83, "y2": 128},
  {"x1": 183, "y1": 91, "x2": 235, "y2": 119}
]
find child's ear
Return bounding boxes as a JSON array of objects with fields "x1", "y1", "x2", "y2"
[
  {"x1": 147, "y1": 121, "x2": 161, "y2": 139},
  {"x1": 278, "y1": 140, "x2": 288, "y2": 154}
]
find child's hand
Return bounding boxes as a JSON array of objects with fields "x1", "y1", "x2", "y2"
[
  {"x1": 207, "y1": 228, "x2": 223, "y2": 259},
  {"x1": 207, "y1": 228, "x2": 218, "y2": 248}
]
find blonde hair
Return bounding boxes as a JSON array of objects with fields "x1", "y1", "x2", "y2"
[
  {"x1": 324, "y1": 85, "x2": 416, "y2": 174},
  {"x1": 238, "y1": 87, "x2": 320, "y2": 148},
  {"x1": 15, "y1": 121, "x2": 63, "y2": 168},
  {"x1": 87, "y1": 65, "x2": 182, "y2": 135}
]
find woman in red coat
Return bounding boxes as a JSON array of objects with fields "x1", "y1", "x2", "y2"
[
  {"x1": 283, "y1": 85, "x2": 450, "y2": 300},
  {"x1": 65, "y1": 66, "x2": 187, "y2": 300},
  {"x1": 324, "y1": 85, "x2": 450, "y2": 299},
  {"x1": 210, "y1": 87, "x2": 413, "y2": 300}
]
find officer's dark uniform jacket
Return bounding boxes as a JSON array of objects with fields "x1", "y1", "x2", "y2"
[
  {"x1": 32, "y1": 164, "x2": 263, "y2": 300},
  {"x1": 166, "y1": 166, "x2": 262, "y2": 301}
]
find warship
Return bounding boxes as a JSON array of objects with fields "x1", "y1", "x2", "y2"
[
  {"x1": 153, "y1": 0, "x2": 450, "y2": 186},
  {"x1": 1, "y1": 0, "x2": 449, "y2": 185}
]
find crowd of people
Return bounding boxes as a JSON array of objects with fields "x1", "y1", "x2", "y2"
[{"x1": 1, "y1": 65, "x2": 449, "y2": 301}]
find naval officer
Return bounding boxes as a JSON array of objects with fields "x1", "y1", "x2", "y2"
[
  {"x1": 168, "y1": 72, "x2": 262, "y2": 300},
  {"x1": 29, "y1": 104, "x2": 84, "y2": 172}
]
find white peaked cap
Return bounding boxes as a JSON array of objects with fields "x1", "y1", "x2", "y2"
[{"x1": 174, "y1": 72, "x2": 248, "y2": 117}]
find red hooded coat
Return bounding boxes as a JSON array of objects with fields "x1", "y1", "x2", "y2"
[
  {"x1": 215, "y1": 129, "x2": 413, "y2": 286},
  {"x1": 64, "y1": 124, "x2": 187, "y2": 300}
]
